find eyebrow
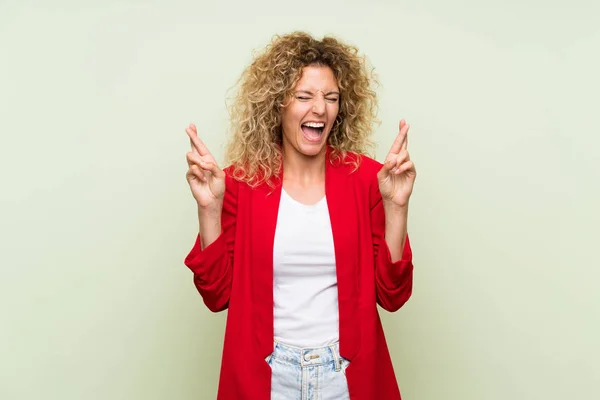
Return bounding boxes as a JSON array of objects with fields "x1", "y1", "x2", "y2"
[{"x1": 295, "y1": 90, "x2": 340, "y2": 96}]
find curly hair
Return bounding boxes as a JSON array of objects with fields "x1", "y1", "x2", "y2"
[{"x1": 225, "y1": 31, "x2": 379, "y2": 187}]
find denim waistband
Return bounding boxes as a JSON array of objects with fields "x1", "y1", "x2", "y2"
[{"x1": 270, "y1": 340, "x2": 342, "y2": 367}]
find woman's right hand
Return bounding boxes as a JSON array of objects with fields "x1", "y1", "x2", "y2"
[{"x1": 185, "y1": 123, "x2": 226, "y2": 209}]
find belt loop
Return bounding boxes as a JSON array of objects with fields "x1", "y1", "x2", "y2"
[{"x1": 329, "y1": 344, "x2": 340, "y2": 372}]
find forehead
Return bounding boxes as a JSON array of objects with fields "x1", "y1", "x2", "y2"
[{"x1": 295, "y1": 65, "x2": 339, "y2": 91}]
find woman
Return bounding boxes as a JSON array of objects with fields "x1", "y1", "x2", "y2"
[{"x1": 184, "y1": 31, "x2": 416, "y2": 400}]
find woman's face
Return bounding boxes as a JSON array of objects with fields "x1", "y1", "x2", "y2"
[{"x1": 280, "y1": 65, "x2": 340, "y2": 159}]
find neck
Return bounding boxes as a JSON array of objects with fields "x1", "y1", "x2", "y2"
[{"x1": 282, "y1": 145, "x2": 327, "y2": 186}]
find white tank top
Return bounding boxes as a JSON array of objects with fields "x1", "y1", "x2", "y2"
[{"x1": 272, "y1": 189, "x2": 339, "y2": 348}]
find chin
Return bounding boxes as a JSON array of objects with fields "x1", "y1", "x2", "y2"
[{"x1": 298, "y1": 139, "x2": 328, "y2": 157}]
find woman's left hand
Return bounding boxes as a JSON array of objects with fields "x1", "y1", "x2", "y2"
[{"x1": 377, "y1": 120, "x2": 417, "y2": 208}]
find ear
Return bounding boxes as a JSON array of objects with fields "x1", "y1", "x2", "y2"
[{"x1": 280, "y1": 91, "x2": 294, "y2": 108}]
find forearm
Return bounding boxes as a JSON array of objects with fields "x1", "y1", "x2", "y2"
[
  {"x1": 383, "y1": 201, "x2": 409, "y2": 263},
  {"x1": 198, "y1": 204, "x2": 222, "y2": 250}
]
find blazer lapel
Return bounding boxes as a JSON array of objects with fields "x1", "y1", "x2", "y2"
[
  {"x1": 325, "y1": 155, "x2": 360, "y2": 359},
  {"x1": 250, "y1": 181, "x2": 281, "y2": 358}
]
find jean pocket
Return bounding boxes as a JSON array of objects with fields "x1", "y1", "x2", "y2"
[
  {"x1": 339, "y1": 357, "x2": 350, "y2": 375},
  {"x1": 265, "y1": 352, "x2": 274, "y2": 366}
]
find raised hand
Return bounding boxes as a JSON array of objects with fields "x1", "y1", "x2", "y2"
[
  {"x1": 377, "y1": 120, "x2": 417, "y2": 208},
  {"x1": 185, "y1": 123, "x2": 226, "y2": 209}
]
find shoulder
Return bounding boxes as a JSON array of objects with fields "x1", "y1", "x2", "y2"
[
  {"x1": 334, "y1": 152, "x2": 383, "y2": 207},
  {"x1": 221, "y1": 165, "x2": 243, "y2": 200},
  {"x1": 222, "y1": 165, "x2": 238, "y2": 185},
  {"x1": 222, "y1": 164, "x2": 277, "y2": 197},
  {"x1": 356, "y1": 153, "x2": 383, "y2": 176},
  {"x1": 334, "y1": 151, "x2": 383, "y2": 180}
]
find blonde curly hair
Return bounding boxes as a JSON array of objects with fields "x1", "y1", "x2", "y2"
[{"x1": 225, "y1": 31, "x2": 379, "y2": 187}]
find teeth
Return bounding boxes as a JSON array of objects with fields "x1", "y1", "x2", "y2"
[{"x1": 303, "y1": 122, "x2": 325, "y2": 128}]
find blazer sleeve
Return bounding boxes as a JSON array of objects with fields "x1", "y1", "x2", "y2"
[
  {"x1": 183, "y1": 171, "x2": 238, "y2": 312},
  {"x1": 370, "y1": 179, "x2": 414, "y2": 312}
]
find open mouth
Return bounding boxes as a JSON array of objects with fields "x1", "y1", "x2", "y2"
[{"x1": 301, "y1": 122, "x2": 325, "y2": 142}]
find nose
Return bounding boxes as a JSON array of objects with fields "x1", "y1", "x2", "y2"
[{"x1": 312, "y1": 96, "x2": 326, "y2": 115}]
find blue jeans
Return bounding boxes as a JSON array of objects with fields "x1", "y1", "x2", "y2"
[{"x1": 265, "y1": 340, "x2": 351, "y2": 400}]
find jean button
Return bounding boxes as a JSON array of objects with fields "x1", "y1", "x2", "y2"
[{"x1": 303, "y1": 353, "x2": 311, "y2": 361}]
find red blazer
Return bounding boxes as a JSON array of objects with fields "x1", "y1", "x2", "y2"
[{"x1": 184, "y1": 151, "x2": 414, "y2": 399}]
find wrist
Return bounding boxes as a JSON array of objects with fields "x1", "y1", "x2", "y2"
[
  {"x1": 383, "y1": 199, "x2": 409, "y2": 215},
  {"x1": 197, "y1": 204, "x2": 222, "y2": 250},
  {"x1": 197, "y1": 202, "x2": 222, "y2": 217}
]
